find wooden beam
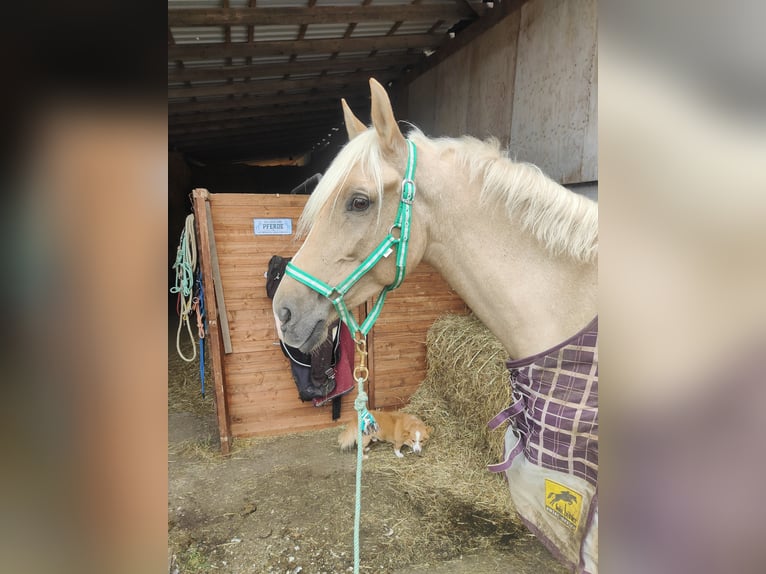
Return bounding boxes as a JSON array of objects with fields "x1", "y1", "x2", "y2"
[
  {"x1": 168, "y1": 5, "x2": 473, "y2": 27},
  {"x1": 205, "y1": 200, "x2": 233, "y2": 355},
  {"x1": 174, "y1": 124, "x2": 334, "y2": 145},
  {"x1": 172, "y1": 116, "x2": 337, "y2": 137},
  {"x1": 169, "y1": 88, "x2": 368, "y2": 115},
  {"x1": 169, "y1": 99, "x2": 364, "y2": 127},
  {"x1": 192, "y1": 188, "x2": 232, "y2": 455},
  {"x1": 168, "y1": 110, "x2": 343, "y2": 136},
  {"x1": 188, "y1": 145, "x2": 317, "y2": 163},
  {"x1": 168, "y1": 53, "x2": 421, "y2": 83},
  {"x1": 180, "y1": 142, "x2": 323, "y2": 157},
  {"x1": 168, "y1": 34, "x2": 443, "y2": 61},
  {"x1": 171, "y1": 122, "x2": 338, "y2": 145},
  {"x1": 169, "y1": 110, "x2": 341, "y2": 136},
  {"x1": 169, "y1": 69, "x2": 397, "y2": 99}
]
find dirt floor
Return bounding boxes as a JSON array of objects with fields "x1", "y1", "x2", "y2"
[{"x1": 168, "y1": 337, "x2": 567, "y2": 574}]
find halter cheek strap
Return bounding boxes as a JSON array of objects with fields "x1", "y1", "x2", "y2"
[{"x1": 285, "y1": 139, "x2": 417, "y2": 337}]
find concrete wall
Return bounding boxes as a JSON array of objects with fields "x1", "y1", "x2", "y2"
[{"x1": 404, "y1": 0, "x2": 597, "y2": 185}]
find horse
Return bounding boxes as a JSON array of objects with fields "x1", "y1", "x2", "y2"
[
  {"x1": 272, "y1": 78, "x2": 598, "y2": 572},
  {"x1": 273, "y1": 79, "x2": 596, "y2": 358}
]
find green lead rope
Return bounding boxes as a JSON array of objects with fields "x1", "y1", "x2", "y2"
[{"x1": 284, "y1": 139, "x2": 417, "y2": 574}]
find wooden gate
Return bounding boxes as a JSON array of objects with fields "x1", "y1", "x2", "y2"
[{"x1": 192, "y1": 189, "x2": 466, "y2": 453}]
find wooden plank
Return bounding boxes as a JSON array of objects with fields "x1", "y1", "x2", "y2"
[
  {"x1": 192, "y1": 188, "x2": 232, "y2": 454},
  {"x1": 169, "y1": 89, "x2": 361, "y2": 115},
  {"x1": 374, "y1": 389, "x2": 418, "y2": 410},
  {"x1": 228, "y1": 391, "x2": 357, "y2": 417},
  {"x1": 169, "y1": 110, "x2": 342, "y2": 135},
  {"x1": 169, "y1": 5, "x2": 473, "y2": 27},
  {"x1": 172, "y1": 124, "x2": 332, "y2": 145},
  {"x1": 210, "y1": 193, "x2": 308, "y2": 204},
  {"x1": 230, "y1": 414, "x2": 353, "y2": 439},
  {"x1": 229, "y1": 392, "x2": 356, "y2": 417},
  {"x1": 226, "y1": 381, "x2": 301, "y2": 400},
  {"x1": 169, "y1": 69, "x2": 398, "y2": 100},
  {"x1": 168, "y1": 55, "x2": 420, "y2": 84},
  {"x1": 229, "y1": 403, "x2": 356, "y2": 426},
  {"x1": 205, "y1": 201, "x2": 233, "y2": 354},
  {"x1": 223, "y1": 339, "x2": 285, "y2": 354},
  {"x1": 169, "y1": 103, "x2": 348, "y2": 128},
  {"x1": 368, "y1": 260, "x2": 467, "y2": 410},
  {"x1": 168, "y1": 34, "x2": 443, "y2": 61}
]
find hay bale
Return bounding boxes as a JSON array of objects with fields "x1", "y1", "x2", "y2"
[
  {"x1": 374, "y1": 313, "x2": 520, "y2": 542},
  {"x1": 420, "y1": 313, "x2": 512, "y2": 459}
]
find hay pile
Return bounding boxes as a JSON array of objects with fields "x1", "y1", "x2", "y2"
[
  {"x1": 375, "y1": 313, "x2": 521, "y2": 544},
  {"x1": 168, "y1": 340, "x2": 216, "y2": 418}
]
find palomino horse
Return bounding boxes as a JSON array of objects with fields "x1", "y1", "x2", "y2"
[{"x1": 273, "y1": 79, "x2": 598, "y2": 572}]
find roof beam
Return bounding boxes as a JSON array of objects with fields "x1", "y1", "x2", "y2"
[
  {"x1": 174, "y1": 127, "x2": 334, "y2": 151},
  {"x1": 169, "y1": 100, "x2": 361, "y2": 126},
  {"x1": 168, "y1": 34, "x2": 442, "y2": 61},
  {"x1": 170, "y1": 121, "x2": 339, "y2": 144},
  {"x1": 168, "y1": 69, "x2": 396, "y2": 99},
  {"x1": 169, "y1": 87, "x2": 368, "y2": 115},
  {"x1": 169, "y1": 111, "x2": 342, "y2": 136},
  {"x1": 168, "y1": 53, "x2": 420, "y2": 83},
  {"x1": 168, "y1": 5, "x2": 474, "y2": 27},
  {"x1": 186, "y1": 144, "x2": 318, "y2": 163}
]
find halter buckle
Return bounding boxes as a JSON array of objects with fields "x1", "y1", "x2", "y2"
[{"x1": 401, "y1": 178, "x2": 416, "y2": 204}]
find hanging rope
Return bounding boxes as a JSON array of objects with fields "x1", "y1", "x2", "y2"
[
  {"x1": 170, "y1": 214, "x2": 197, "y2": 362},
  {"x1": 193, "y1": 268, "x2": 206, "y2": 397},
  {"x1": 351, "y1": 336, "x2": 377, "y2": 574}
]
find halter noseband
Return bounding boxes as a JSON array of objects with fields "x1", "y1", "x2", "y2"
[{"x1": 285, "y1": 139, "x2": 418, "y2": 337}]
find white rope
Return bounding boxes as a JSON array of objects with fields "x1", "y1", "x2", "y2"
[{"x1": 171, "y1": 214, "x2": 197, "y2": 362}]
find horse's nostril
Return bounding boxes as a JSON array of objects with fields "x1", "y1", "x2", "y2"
[{"x1": 278, "y1": 306, "x2": 292, "y2": 324}]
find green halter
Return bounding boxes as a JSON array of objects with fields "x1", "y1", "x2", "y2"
[{"x1": 285, "y1": 139, "x2": 417, "y2": 337}]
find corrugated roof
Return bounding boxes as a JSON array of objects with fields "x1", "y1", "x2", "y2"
[
  {"x1": 171, "y1": 26, "x2": 226, "y2": 44},
  {"x1": 350, "y1": 22, "x2": 398, "y2": 38},
  {"x1": 302, "y1": 23, "x2": 348, "y2": 40},
  {"x1": 252, "y1": 24, "x2": 301, "y2": 41},
  {"x1": 168, "y1": 0, "x2": 489, "y2": 161}
]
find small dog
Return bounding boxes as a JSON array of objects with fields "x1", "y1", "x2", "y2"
[{"x1": 338, "y1": 410, "x2": 432, "y2": 458}]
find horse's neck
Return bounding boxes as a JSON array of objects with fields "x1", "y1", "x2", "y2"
[{"x1": 421, "y1": 185, "x2": 597, "y2": 359}]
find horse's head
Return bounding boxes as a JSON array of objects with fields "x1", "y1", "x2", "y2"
[{"x1": 273, "y1": 79, "x2": 427, "y2": 352}]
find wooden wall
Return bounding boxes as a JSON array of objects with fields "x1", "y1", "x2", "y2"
[
  {"x1": 404, "y1": 0, "x2": 597, "y2": 186},
  {"x1": 199, "y1": 192, "x2": 466, "y2": 442},
  {"x1": 368, "y1": 266, "x2": 467, "y2": 411}
]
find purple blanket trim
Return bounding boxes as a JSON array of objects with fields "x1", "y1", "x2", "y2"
[
  {"x1": 486, "y1": 433, "x2": 524, "y2": 473},
  {"x1": 487, "y1": 398, "x2": 525, "y2": 430},
  {"x1": 506, "y1": 317, "x2": 598, "y2": 369},
  {"x1": 517, "y1": 512, "x2": 577, "y2": 572},
  {"x1": 577, "y1": 491, "x2": 598, "y2": 574}
]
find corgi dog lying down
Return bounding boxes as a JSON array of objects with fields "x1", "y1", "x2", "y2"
[{"x1": 338, "y1": 410, "x2": 432, "y2": 458}]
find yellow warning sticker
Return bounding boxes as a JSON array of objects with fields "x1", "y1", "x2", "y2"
[{"x1": 545, "y1": 479, "x2": 583, "y2": 530}]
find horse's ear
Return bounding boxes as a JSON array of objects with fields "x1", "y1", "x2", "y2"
[
  {"x1": 342, "y1": 98, "x2": 367, "y2": 140},
  {"x1": 369, "y1": 78, "x2": 406, "y2": 156}
]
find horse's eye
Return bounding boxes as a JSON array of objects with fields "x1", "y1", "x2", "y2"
[{"x1": 349, "y1": 195, "x2": 370, "y2": 212}]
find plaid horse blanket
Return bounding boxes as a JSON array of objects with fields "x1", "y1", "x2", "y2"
[{"x1": 489, "y1": 317, "x2": 598, "y2": 573}]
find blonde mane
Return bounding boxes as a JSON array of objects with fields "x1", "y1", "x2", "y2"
[
  {"x1": 299, "y1": 129, "x2": 598, "y2": 263},
  {"x1": 297, "y1": 130, "x2": 385, "y2": 238}
]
